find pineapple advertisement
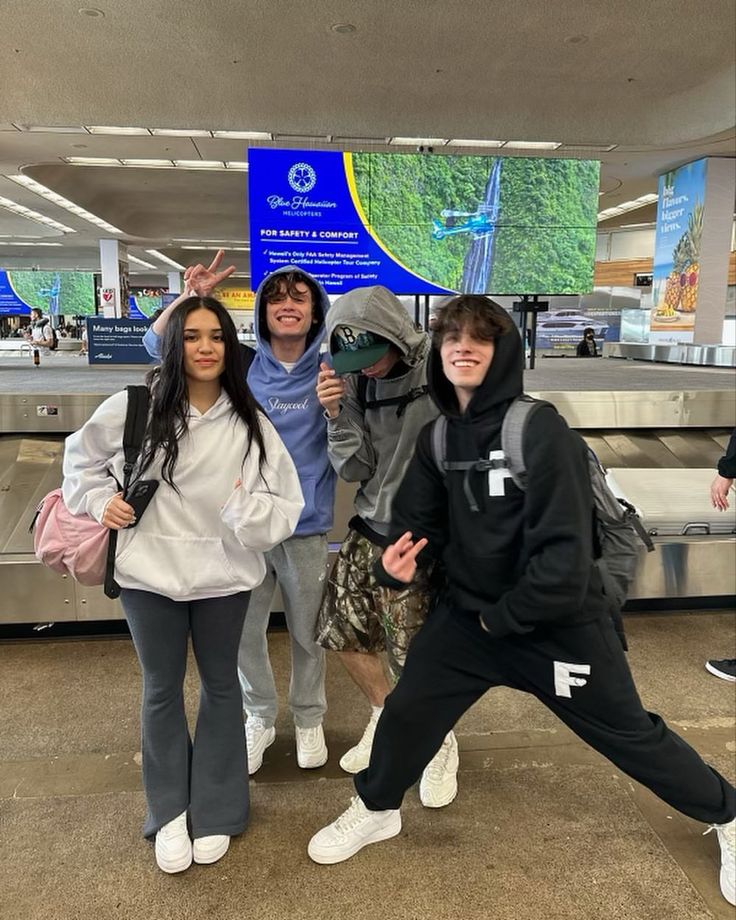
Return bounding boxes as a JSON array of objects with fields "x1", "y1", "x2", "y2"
[{"x1": 651, "y1": 158, "x2": 706, "y2": 339}]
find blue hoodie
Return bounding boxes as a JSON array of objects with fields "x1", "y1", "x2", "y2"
[{"x1": 141, "y1": 267, "x2": 335, "y2": 536}]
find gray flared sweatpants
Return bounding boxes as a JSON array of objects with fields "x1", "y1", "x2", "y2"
[
  {"x1": 238, "y1": 534, "x2": 328, "y2": 729},
  {"x1": 121, "y1": 588, "x2": 250, "y2": 839}
]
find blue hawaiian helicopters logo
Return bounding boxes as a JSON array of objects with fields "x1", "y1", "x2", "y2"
[{"x1": 288, "y1": 162, "x2": 317, "y2": 193}]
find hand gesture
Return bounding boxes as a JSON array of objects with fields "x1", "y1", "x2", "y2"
[
  {"x1": 381, "y1": 531, "x2": 429, "y2": 584},
  {"x1": 102, "y1": 493, "x2": 136, "y2": 530},
  {"x1": 316, "y1": 361, "x2": 346, "y2": 419},
  {"x1": 184, "y1": 249, "x2": 236, "y2": 298},
  {"x1": 710, "y1": 473, "x2": 733, "y2": 511}
]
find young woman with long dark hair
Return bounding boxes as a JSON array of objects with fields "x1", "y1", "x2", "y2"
[{"x1": 62, "y1": 296, "x2": 304, "y2": 873}]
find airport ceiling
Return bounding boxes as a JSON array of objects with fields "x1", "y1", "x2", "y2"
[{"x1": 0, "y1": 0, "x2": 734, "y2": 282}]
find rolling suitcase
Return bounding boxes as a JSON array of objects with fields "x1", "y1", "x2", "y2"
[{"x1": 605, "y1": 468, "x2": 736, "y2": 536}]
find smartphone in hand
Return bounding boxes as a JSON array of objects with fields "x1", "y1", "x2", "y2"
[{"x1": 124, "y1": 479, "x2": 159, "y2": 526}]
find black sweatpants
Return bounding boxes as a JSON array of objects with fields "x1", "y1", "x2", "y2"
[{"x1": 355, "y1": 602, "x2": 735, "y2": 824}]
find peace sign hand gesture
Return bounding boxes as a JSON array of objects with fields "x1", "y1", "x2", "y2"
[
  {"x1": 184, "y1": 249, "x2": 237, "y2": 297},
  {"x1": 381, "y1": 531, "x2": 429, "y2": 584}
]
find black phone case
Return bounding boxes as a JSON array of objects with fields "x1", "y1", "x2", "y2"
[{"x1": 125, "y1": 479, "x2": 159, "y2": 526}]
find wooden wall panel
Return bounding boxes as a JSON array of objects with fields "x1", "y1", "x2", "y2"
[{"x1": 594, "y1": 252, "x2": 736, "y2": 286}]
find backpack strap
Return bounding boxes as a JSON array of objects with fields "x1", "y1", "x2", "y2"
[
  {"x1": 357, "y1": 375, "x2": 429, "y2": 418},
  {"x1": 501, "y1": 395, "x2": 552, "y2": 491},
  {"x1": 430, "y1": 416, "x2": 447, "y2": 476},
  {"x1": 105, "y1": 385, "x2": 151, "y2": 599},
  {"x1": 428, "y1": 414, "x2": 504, "y2": 513}
]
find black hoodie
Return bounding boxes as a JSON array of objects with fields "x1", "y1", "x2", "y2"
[{"x1": 381, "y1": 301, "x2": 609, "y2": 638}]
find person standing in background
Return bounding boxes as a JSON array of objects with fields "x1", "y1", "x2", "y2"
[
  {"x1": 706, "y1": 428, "x2": 736, "y2": 682},
  {"x1": 575, "y1": 327, "x2": 598, "y2": 357}
]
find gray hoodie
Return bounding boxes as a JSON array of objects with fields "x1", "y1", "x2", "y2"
[{"x1": 325, "y1": 286, "x2": 439, "y2": 537}]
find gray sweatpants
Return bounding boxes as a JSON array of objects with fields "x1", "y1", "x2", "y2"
[
  {"x1": 238, "y1": 534, "x2": 328, "y2": 729},
  {"x1": 121, "y1": 588, "x2": 250, "y2": 840}
]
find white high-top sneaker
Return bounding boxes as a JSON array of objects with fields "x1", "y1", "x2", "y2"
[
  {"x1": 154, "y1": 811, "x2": 192, "y2": 874},
  {"x1": 308, "y1": 796, "x2": 401, "y2": 864},
  {"x1": 339, "y1": 710, "x2": 380, "y2": 774},
  {"x1": 245, "y1": 714, "x2": 276, "y2": 775},
  {"x1": 419, "y1": 731, "x2": 459, "y2": 808},
  {"x1": 706, "y1": 817, "x2": 736, "y2": 906},
  {"x1": 295, "y1": 723, "x2": 328, "y2": 769}
]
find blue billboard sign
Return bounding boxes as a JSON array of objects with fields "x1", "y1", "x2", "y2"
[{"x1": 248, "y1": 148, "x2": 600, "y2": 295}]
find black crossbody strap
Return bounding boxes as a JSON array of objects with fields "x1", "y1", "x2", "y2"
[{"x1": 105, "y1": 386, "x2": 151, "y2": 599}]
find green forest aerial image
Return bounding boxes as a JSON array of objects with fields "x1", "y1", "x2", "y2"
[
  {"x1": 9, "y1": 271, "x2": 95, "y2": 314},
  {"x1": 351, "y1": 154, "x2": 600, "y2": 294}
]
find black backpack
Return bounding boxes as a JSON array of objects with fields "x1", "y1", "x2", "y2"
[
  {"x1": 429, "y1": 395, "x2": 654, "y2": 648},
  {"x1": 46, "y1": 323, "x2": 59, "y2": 350}
]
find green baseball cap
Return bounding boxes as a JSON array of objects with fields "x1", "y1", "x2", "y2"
[{"x1": 331, "y1": 324, "x2": 391, "y2": 374}]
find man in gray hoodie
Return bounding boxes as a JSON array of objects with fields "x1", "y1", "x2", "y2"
[{"x1": 316, "y1": 285, "x2": 459, "y2": 808}]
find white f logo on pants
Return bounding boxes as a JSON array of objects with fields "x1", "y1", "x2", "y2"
[{"x1": 553, "y1": 661, "x2": 591, "y2": 698}]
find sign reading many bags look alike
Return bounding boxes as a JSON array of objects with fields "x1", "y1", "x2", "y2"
[{"x1": 87, "y1": 317, "x2": 153, "y2": 365}]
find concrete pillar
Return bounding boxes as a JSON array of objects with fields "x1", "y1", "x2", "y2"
[
  {"x1": 167, "y1": 271, "x2": 182, "y2": 295},
  {"x1": 99, "y1": 239, "x2": 129, "y2": 318}
]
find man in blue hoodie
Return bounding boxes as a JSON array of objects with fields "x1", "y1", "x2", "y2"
[{"x1": 143, "y1": 254, "x2": 335, "y2": 775}]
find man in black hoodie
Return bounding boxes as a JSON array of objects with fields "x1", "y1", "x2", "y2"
[{"x1": 307, "y1": 295, "x2": 736, "y2": 908}]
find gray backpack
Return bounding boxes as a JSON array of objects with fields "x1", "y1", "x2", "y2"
[{"x1": 430, "y1": 395, "x2": 654, "y2": 648}]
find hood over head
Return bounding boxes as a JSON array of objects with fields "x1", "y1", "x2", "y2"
[
  {"x1": 326, "y1": 286, "x2": 428, "y2": 372},
  {"x1": 428, "y1": 299, "x2": 523, "y2": 419},
  {"x1": 252, "y1": 265, "x2": 331, "y2": 365}
]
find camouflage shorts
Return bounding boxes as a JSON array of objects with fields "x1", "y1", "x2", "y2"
[{"x1": 316, "y1": 529, "x2": 433, "y2": 681}]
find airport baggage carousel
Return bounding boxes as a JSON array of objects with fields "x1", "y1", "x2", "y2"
[{"x1": 1, "y1": 354, "x2": 734, "y2": 623}]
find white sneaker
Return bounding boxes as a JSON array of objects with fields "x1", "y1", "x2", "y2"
[
  {"x1": 706, "y1": 818, "x2": 736, "y2": 906},
  {"x1": 155, "y1": 811, "x2": 192, "y2": 874},
  {"x1": 296, "y1": 723, "x2": 328, "y2": 769},
  {"x1": 308, "y1": 796, "x2": 401, "y2": 864},
  {"x1": 245, "y1": 714, "x2": 276, "y2": 775},
  {"x1": 339, "y1": 710, "x2": 380, "y2": 774},
  {"x1": 193, "y1": 834, "x2": 230, "y2": 865},
  {"x1": 419, "y1": 732, "x2": 459, "y2": 808}
]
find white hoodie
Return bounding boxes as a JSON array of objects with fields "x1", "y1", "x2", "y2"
[{"x1": 62, "y1": 388, "x2": 304, "y2": 601}]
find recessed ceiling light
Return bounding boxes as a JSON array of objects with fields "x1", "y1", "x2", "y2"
[
  {"x1": 212, "y1": 130, "x2": 272, "y2": 140},
  {"x1": 330, "y1": 22, "x2": 357, "y2": 33},
  {"x1": 14, "y1": 124, "x2": 87, "y2": 134},
  {"x1": 119, "y1": 159, "x2": 174, "y2": 168},
  {"x1": 66, "y1": 156, "x2": 122, "y2": 166},
  {"x1": 151, "y1": 128, "x2": 213, "y2": 137},
  {"x1": 145, "y1": 249, "x2": 186, "y2": 270},
  {"x1": 504, "y1": 141, "x2": 562, "y2": 150},
  {"x1": 389, "y1": 137, "x2": 448, "y2": 146},
  {"x1": 6, "y1": 175, "x2": 123, "y2": 233},
  {"x1": 79, "y1": 8, "x2": 105, "y2": 17},
  {"x1": 85, "y1": 125, "x2": 151, "y2": 136},
  {"x1": 127, "y1": 254, "x2": 158, "y2": 269},
  {"x1": 0, "y1": 240, "x2": 64, "y2": 247},
  {"x1": 562, "y1": 144, "x2": 618, "y2": 153},
  {"x1": 172, "y1": 160, "x2": 226, "y2": 169},
  {"x1": 0, "y1": 195, "x2": 76, "y2": 233},
  {"x1": 446, "y1": 139, "x2": 504, "y2": 148}
]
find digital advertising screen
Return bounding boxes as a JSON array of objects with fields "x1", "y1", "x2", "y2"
[
  {"x1": 0, "y1": 270, "x2": 95, "y2": 317},
  {"x1": 248, "y1": 149, "x2": 600, "y2": 295}
]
